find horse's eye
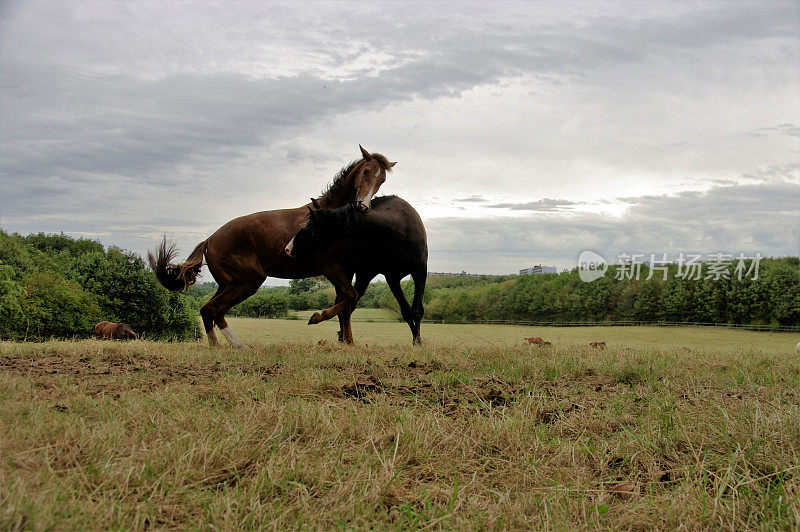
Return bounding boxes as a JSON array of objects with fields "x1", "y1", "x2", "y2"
[{"x1": 363, "y1": 169, "x2": 369, "y2": 175}]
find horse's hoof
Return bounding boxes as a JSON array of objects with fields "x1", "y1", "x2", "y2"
[{"x1": 308, "y1": 312, "x2": 323, "y2": 325}]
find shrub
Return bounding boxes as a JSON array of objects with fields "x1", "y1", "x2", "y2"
[
  {"x1": 230, "y1": 293, "x2": 289, "y2": 318},
  {"x1": 0, "y1": 231, "x2": 200, "y2": 341},
  {"x1": 16, "y1": 272, "x2": 102, "y2": 340}
]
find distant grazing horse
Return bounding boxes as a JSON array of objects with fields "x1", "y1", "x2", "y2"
[
  {"x1": 285, "y1": 195, "x2": 427, "y2": 344},
  {"x1": 94, "y1": 321, "x2": 139, "y2": 340},
  {"x1": 526, "y1": 337, "x2": 545, "y2": 345},
  {"x1": 149, "y1": 146, "x2": 394, "y2": 348}
]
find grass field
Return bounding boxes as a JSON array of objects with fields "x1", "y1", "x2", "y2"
[
  {"x1": 1, "y1": 320, "x2": 799, "y2": 529},
  {"x1": 230, "y1": 315, "x2": 799, "y2": 353}
]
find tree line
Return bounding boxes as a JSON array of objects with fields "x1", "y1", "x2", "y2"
[
  {"x1": 0, "y1": 231, "x2": 200, "y2": 340},
  {"x1": 410, "y1": 259, "x2": 800, "y2": 327},
  {"x1": 183, "y1": 258, "x2": 799, "y2": 328},
  {"x1": 2, "y1": 231, "x2": 797, "y2": 340}
]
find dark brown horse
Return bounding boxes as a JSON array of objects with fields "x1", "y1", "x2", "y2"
[
  {"x1": 94, "y1": 321, "x2": 139, "y2": 340},
  {"x1": 285, "y1": 195, "x2": 427, "y2": 344},
  {"x1": 149, "y1": 146, "x2": 395, "y2": 347}
]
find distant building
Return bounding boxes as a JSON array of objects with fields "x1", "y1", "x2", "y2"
[
  {"x1": 519, "y1": 264, "x2": 558, "y2": 276},
  {"x1": 428, "y1": 270, "x2": 489, "y2": 278}
]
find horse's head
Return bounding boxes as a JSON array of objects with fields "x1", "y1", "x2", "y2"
[
  {"x1": 352, "y1": 145, "x2": 395, "y2": 212},
  {"x1": 284, "y1": 202, "x2": 355, "y2": 258}
]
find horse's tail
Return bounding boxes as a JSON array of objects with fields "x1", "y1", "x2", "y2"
[{"x1": 148, "y1": 236, "x2": 207, "y2": 292}]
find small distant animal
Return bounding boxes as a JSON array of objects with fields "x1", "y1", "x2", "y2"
[
  {"x1": 526, "y1": 337, "x2": 546, "y2": 345},
  {"x1": 94, "y1": 321, "x2": 139, "y2": 340},
  {"x1": 589, "y1": 341, "x2": 606, "y2": 349}
]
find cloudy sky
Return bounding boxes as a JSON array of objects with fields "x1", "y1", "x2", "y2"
[{"x1": 1, "y1": 0, "x2": 798, "y2": 281}]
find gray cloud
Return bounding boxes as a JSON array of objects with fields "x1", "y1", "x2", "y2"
[
  {"x1": 425, "y1": 182, "x2": 799, "y2": 273},
  {"x1": 738, "y1": 163, "x2": 799, "y2": 184},
  {"x1": 487, "y1": 198, "x2": 577, "y2": 211},
  {"x1": 746, "y1": 124, "x2": 800, "y2": 138},
  {"x1": 453, "y1": 196, "x2": 489, "y2": 203},
  {"x1": 0, "y1": 1, "x2": 797, "y2": 280},
  {"x1": 3, "y1": 1, "x2": 796, "y2": 185}
]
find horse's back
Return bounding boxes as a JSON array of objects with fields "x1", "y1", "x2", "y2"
[
  {"x1": 370, "y1": 196, "x2": 424, "y2": 228},
  {"x1": 205, "y1": 206, "x2": 310, "y2": 282},
  {"x1": 367, "y1": 196, "x2": 426, "y2": 246},
  {"x1": 357, "y1": 195, "x2": 428, "y2": 273}
]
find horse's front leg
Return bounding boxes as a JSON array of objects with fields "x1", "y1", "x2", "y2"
[
  {"x1": 308, "y1": 299, "x2": 352, "y2": 324},
  {"x1": 307, "y1": 268, "x2": 358, "y2": 343},
  {"x1": 335, "y1": 292, "x2": 350, "y2": 343},
  {"x1": 336, "y1": 272, "x2": 374, "y2": 343}
]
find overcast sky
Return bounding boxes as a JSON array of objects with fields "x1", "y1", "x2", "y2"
[{"x1": 1, "y1": 0, "x2": 798, "y2": 281}]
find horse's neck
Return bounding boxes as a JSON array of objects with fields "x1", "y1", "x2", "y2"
[
  {"x1": 315, "y1": 205, "x2": 356, "y2": 237},
  {"x1": 320, "y1": 191, "x2": 351, "y2": 209},
  {"x1": 319, "y1": 172, "x2": 355, "y2": 208}
]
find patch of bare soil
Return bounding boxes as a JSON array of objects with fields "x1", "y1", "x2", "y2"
[
  {"x1": 3, "y1": 352, "x2": 163, "y2": 377},
  {"x1": 0, "y1": 352, "x2": 228, "y2": 397},
  {"x1": 342, "y1": 374, "x2": 383, "y2": 398},
  {"x1": 326, "y1": 362, "x2": 525, "y2": 416},
  {"x1": 314, "y1": 358, "x2": 636, "y2": 423},
  {"x1": 0, "y1": 351, "x2": 291, "y2": 382}
]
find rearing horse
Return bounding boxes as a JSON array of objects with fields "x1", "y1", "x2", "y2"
[{"x1": 149, "y1": 146, "x2": 395, "y2": 347}]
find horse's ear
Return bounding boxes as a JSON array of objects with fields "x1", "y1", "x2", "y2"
[
  {"x1": 307, "y1": 205, "x2": 316, "y2": 218},
  {"x1": 389, "y1": 161, "x2": 397, "y2": 168},
  {"x1": 310, "y1": 197, "x2": 322, "y2": 209},
  {"x1": 359, "y1": 144, "x2": 373, "y2": 161}
]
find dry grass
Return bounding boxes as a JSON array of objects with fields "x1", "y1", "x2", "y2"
[{"x1": 1, "y1": 323, "x2": 798, "y2": 530}]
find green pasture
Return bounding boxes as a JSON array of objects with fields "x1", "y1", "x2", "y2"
[{"x1": 228, "y1": 316, "x2": 799, "y2": 353}]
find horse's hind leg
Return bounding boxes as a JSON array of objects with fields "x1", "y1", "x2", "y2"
[
  {"x1": 386, "y1": 275, "x2": 417, "y2": 344},
  {"x1": 353, "y1": 272, "x2": 375, "y2": 302},
  {"x1": 410, "y1": 270, "x2": 426, "y2": 345},
  {"x1": 203, "y1": 283, "x2": 260, "y2": 348},
  {"x1": 200, "y1": 287, "x2": 223, "y2": 346}
]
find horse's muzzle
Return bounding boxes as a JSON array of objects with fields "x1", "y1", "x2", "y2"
[{"x1": 356, "y1": 201, "x2": 370, "y2": 213}]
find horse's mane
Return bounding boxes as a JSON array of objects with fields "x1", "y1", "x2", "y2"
[
  {"x1": 313, "y1": 203, "x2": 358, "y2": 235},
  {"x1": 305, "y1": 194, "x2": 399, "y2": 236},
  {"x1": 316, "y1": 153, "x2": 394, "y2": 208}
]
